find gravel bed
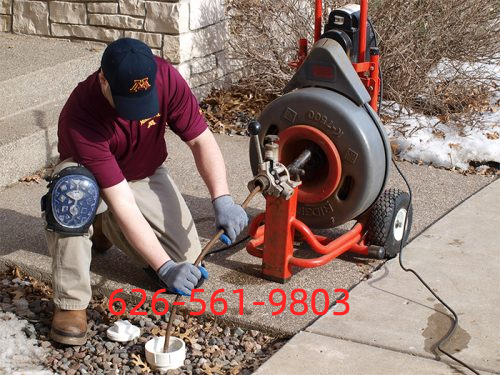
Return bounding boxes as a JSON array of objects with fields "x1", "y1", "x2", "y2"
[{"x1": 0, "y1": 269, "x2": 287, "y2": 374}]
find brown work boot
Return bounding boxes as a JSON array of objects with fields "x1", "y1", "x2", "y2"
[
  {"x1": 51, "y1": 307, "x2": 88, "y2": 345},
  {"x1": 92, "y1": 214, "x2": 112, "y2": 253}
]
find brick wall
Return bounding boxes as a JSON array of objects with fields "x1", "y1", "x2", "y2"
[{"x1": 0, "y1": 0, "x2": 236, "y2": 98}]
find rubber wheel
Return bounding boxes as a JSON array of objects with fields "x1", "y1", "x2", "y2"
[{"x1": 366, "y1": 188, "x2": 413, "y2": 258}]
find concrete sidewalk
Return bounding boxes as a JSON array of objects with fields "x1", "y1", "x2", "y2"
[{"x1": 255, "y1": 178, "x2": 500, "y2": 374}]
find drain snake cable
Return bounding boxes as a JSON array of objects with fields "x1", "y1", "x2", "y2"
[{"x1": 392, "y1": 160, "x2": 480, "y2": 375}]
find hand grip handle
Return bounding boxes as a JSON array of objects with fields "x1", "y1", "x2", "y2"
[
  {"x1": 248, "y1": 121, "x2": 264, "y2": 166},
  {"x1": 219, "y1": 233, "x2": 232, "y2": 245},
  {"x1": 248, "y1": 120, "x2": 261, "y2": 136}
]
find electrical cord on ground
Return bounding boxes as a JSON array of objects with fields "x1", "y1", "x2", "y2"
[
  {"x1": 206, "y1": 235, "x2": 251, "y2": 256},
  {"x1": 392, "y1": 159, "x2": 480, "y2": 375}
]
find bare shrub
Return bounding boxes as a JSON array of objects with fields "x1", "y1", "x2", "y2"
[
  {"x1": 368, "y1": 0, "x2": 500, "y2": 117},
  {"x1": 224, "y1": 0, "x2": 500, "y2": 121},
  {"x1": 226, "y1": 0, "x2": 316, "y2": 95}
]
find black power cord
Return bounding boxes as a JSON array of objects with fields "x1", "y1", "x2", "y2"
[
  {"x1": 362, "y1": 93, "x2": 480, "y2": 373},
  {"x1": 206, "y1": 235, "x2": 251, "y2": 256},
  {"x1": 392, "y1": 160, "x2": 480, "y2": 375}
]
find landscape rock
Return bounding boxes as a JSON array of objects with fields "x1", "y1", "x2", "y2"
[{"x1": 0, "y1": 270, "x2": 287, "y2": 373}]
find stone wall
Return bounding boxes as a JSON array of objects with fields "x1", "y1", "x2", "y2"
[{"x1": 0, "y1": 0, "x2": 235, "y2": 98}]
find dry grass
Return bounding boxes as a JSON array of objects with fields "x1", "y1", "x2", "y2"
[{"x1": 201, "y1": 87, "x2": 277, "y2": 134}]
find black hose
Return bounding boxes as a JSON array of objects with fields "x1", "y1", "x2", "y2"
[
  {"x1": 206, "y1": 235, "x2": 251, "y2": 256},
  {"x1": 392, "y1": 160, "x2": 480, "y2": 375}
]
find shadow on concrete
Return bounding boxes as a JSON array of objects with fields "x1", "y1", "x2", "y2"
[
  {"x1": 89, "y1": 193, "x2": 257, "y2": 289},
  {"x1": 0, "y1": 208, "x2": 47, "y2": 256},
  {"x1": 90, "y1": 247, "x2": 158, "y2": 291},
  {"x1": 33, "y1": 109, "x2": 57, "y2": 167},
  {"x1": 0, "y1": 178, "x2": 451, "y2": 293}
]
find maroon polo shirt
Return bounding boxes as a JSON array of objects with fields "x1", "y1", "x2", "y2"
[{"x1": 57, "y1": 57, "x2": 207, "y2": 189}]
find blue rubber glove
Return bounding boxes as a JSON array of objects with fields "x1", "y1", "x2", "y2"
[
  {"x1": 157, "y1": 260, "x2": 208, "y2": 296},
  {"x1": 212, "y1": 195, "x2": 248, "y2": 243}
]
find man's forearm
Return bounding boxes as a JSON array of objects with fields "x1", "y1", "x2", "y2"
[
  {"x1": 101, "y1": 180, "x2": 170, "y2": 271},
  {"x1": 187, "y1": 128, "x2": 230, "y2": 200},
  {"x1": 187, "y1": 128, "x2": 248, "y2": 242}
]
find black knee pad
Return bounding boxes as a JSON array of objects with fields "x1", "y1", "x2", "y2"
[{"x1": 41, "y1": 165, "x2": 100, "y2": 236}]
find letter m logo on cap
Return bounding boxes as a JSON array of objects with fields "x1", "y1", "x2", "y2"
[{"x1": 129, "y1": 77, "x2": 151, "y2": 93}]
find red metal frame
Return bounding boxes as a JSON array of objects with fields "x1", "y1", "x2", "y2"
[
  {"x1": 293, "y1": 0, "x2": 381, "y2": 112},
  {"x1": 352, "y1": 0, "x2": 381, "y2": 111},
  {"x1": 358, "y1": 0, "x2": 368, "y2": 62},
  {"x1": 247, "y1": 187, "x2": 369, "y2": 283},
  {"x1": 314, "y1": 0, "x2": 322, "y2": 42}
]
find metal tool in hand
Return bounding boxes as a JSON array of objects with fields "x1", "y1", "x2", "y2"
[{"x1": 163, "y1": 185, "x2": 261, "y2": 353}]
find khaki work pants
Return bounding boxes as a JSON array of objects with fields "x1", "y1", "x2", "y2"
[{"x1": 45, "y1": 161, "x2": 202, "y2": 310}]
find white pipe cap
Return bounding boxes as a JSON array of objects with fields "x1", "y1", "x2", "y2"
[{"x1": 106, "y1": 320, "x2": 141, "y2": 342}]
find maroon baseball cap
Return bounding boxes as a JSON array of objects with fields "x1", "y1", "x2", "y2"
[{"x1": 101, "y1": 38, "x2": 159, "y2": 121}]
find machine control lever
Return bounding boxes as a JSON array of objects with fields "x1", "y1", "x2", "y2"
[
  {"x1": 248, "y1": 121, "x2": 264, "y2": 166},
  {"x1": 248, "y1": 120, "x2": 261, "y2": 136}
]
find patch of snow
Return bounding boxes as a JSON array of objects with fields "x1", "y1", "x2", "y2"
[
  {"x1": 383, "y1": 59, "x2": 500, "y2": 171},
  {"x1": 430, "y1": 58, "x2": 500, "y2": 83},
  {"x1": 0, "y1": 311, "x2": 53, "y2": 375}
]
